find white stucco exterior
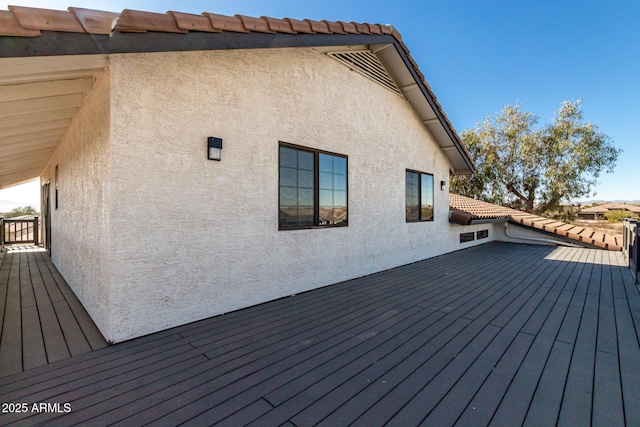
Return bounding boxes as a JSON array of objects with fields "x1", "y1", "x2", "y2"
[
  {"x1": 42, "y1": 47, "x2": 494, "y2": 342},
  {"x1": 40, "y1": 71, "x2": 112, "y2": 335}
]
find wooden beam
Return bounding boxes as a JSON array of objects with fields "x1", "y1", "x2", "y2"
[
  {"x1": 0, "y1": 107, "x2": 78, "y2": 128},
  {"x1": 0, "y1": 118, "x2": 71, "y2": 138},
  {"x1": 0, "y1": 55, "x2": 107, "y2": 82},
  {"x1": 0, "y1": 147, "x2": 55, "y2": 163},
  {"x1": 0, "y1": 157, "x2": 50, "y2": 174},
  {"x1": 0, "y1": 93, "x2": 83, "y2": 116},
  {"x1": 0, "y1": 167, "x2": 43, "y2": 189},
  {"x1": 1, "y1": 138, "x2": 60, "y2": 156},
  {"x1": 0, "y1": 78, "x2": 93, "y2": 102},
  {"x1": 0, "y1": 68, "x2": 105, "y2": 86},
  {"x1": 1, "y1": 128, "x2": 66, "y2": 146}
]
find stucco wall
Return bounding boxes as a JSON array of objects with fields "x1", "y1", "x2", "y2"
[
  {"x1": 40, "y1": 71, "x2": 111, "y2": 336},
  {"x1": 105, "y1": 48, "x2": 495, "y2": 341}
]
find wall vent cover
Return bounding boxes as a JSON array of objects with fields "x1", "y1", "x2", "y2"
[
  {"x1": 327, "y1": 50, "x2": 402, "y2": 95},
  {"x1": 460, "y1": 232, "x2": 475, "y2": 243}
]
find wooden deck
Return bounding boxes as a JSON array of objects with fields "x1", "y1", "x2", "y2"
[
  {"x1": 0, "y1": 246, "x2": 107, "y2": 377},
  {"x1": 1, "y1": 242, "x2": 639, "y2": 426}
]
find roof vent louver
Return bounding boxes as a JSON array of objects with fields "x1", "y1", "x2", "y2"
[{"x1": 327, "y1": 50, "x2": 402, "y2": 96}]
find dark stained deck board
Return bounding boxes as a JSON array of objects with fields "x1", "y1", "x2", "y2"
[
  {"x1": 0, "y1": 250, "x2": 22, "y2": 375},
  {"x1": 614, "y1": 254, "x2": 640, "y2": 426},
  {"x1": 154, "y1": 246, "x2": 540, "y2": 423},
  {"x1": 26, "y1": 251, "x2": 71, "y2": 365},
  {"x1": 110, "y1": 251, "x2": 516, "y2": 423},
  {"x1": 0, "y1": 246, "x2": 106, "y2": 379},
  {"x1": 457, "y1": 247, "x2": 581, "y2": 427},
  {"x1": 292, "y1": 244, "x2": 564, "y2": 424},
  {"x1": 422, "y1": 247, "x2": 583, "y2": 427},
  {"x1": 290, "y1": 245, "x2": 577, "y2": 427},
  {"x1": 33, "y1": 250, "x2": 107, "y2": 351},
  {"x1": 0, "y1": 242, "x2": 638, "y2": 427}
]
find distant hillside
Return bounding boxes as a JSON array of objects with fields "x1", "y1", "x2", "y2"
[{"x1": 582, "y1": 200, "x2": 640, "y2": 205}]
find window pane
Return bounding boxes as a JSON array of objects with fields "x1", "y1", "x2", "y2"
[
  {"x1": 279, "y1": 146, "x2": 315, "y2": 228},
  {"x1": 280, "y1": 147, "x2": 297, "y2": 168},
  {"x1": 318, "y1": 153, "x2": 348, "y2": 226},
  {"x1": 319, "y1": 172, "x2": 334, "y2": 190},
  {"x1": 280, "y1": 187, "x2": 297, "y2": 206},
  {"x1": 406, "y1": 172, "x2": 419, "y2": 221},
  {"x1": 421, "y1": 174, "x2": 434, "y2": 221},
  {"x1": 333, "y1": 156, "x2": 347, "y2": 174},
  {"x1": 280, "y1": 167, "x2": 297, "y2": 187},
  {"x1": 333, "y1": 174, "x2": 347, "y2": 191},
  {"x1": 298, "y1": 169, "x2": 314, "y2": 189},
  {"x1": 333, "y1": 190, "x2": 347, "y2": 208},
  {"x1": 298, "y1": 150, "x2": 314, "y2": 170},
  {"x1": 299, "y1": 188, "x2": 314, "y2": 206}
]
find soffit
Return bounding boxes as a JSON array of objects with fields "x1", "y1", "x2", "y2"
[
  {"x1": 0, "y1": 54, "x2": 107, "y2": 188},
  {"x1": 0, "y1": 6, "x2": 475, "y2": 188}
]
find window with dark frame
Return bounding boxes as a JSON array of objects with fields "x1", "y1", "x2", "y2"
[
  {"x1": 406, "y1": 170, "x2": 434, "y2": 222},
  {"x1": 279, "y1": 144, "x2": 348, "y2": 229},
  {"x1": 55, "y1": 165, "x2": 59, "y2": 210}
]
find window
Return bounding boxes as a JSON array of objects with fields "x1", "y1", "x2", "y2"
[
  {"x1": 406, "y1": 170, "x2": 434, "y2": 222},
  {"x1": 55, "y1": 165, "x2": 59, "y2": 210},
  {"x1": 279, "y1": 144, "x2": 348, "y2": 229}
]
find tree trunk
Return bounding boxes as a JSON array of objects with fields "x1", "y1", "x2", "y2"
[{"x1": 506, "y1": 183, "x2": 535, "y2": 213}]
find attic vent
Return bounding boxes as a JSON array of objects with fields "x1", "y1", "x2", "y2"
[
  {"x1": 327, "y1": 50, "x2": 402, "y2": 95},
  {"x1": 460, "y1": 232, "x2": 475, "y2": 243}
]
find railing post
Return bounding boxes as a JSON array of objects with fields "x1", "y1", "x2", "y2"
[
  {"x1": 0, "y1": 217, "x2": 4, "y2": 252},
  {"x1": 33, "y1": 216, "x2": 39, "y2": 246},
  {"x1": 634, "y1": 221, "x2": 640, "y2": 283}
]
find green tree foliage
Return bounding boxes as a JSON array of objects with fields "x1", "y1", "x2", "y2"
[
  {"x1": 2, "y1": 205, "x2": 39, "y2": 218},
  {"x1": 606, "y1": 210, "x2": 638, "y2": 223},
  {"x1": 451, "y1": 100, "x2": 621, "y2": 215}
]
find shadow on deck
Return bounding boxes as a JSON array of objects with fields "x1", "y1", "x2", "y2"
[
  {"x1": 0, "y1": 242, "x2": 639, "y2": 426},
  {"x1": 0, "y1": 246, "x2": 107, "y2": 377}
]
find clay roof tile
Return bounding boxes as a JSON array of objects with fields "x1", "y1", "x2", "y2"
[
  {"x1": 284, "y1": 17, "x2": 315, "y2": 34},
  {"x1": 235, "y1": 15, "x2": 274, "y2": 33},
  {"x1": 9, "y1": 5, "x2": 85, "y2": 33},
  {"x1": 262, "y1": 16, "x2": 296, "y2": 34},
  {"x1": 69, "y1": 8, "x2": 118, "y2": 34},
  {"x1": 0, "y1": 10, "x2": 40, "y2": 36},
  {"x1": 114, "y1": 9, "x2": 187, "y2": 33},
  {"x1": 168, "y1": 11, "x2": 220, "y2": 32},
  {"x1": 203, "y1": 13, "x2": 249, "y2": 33}
]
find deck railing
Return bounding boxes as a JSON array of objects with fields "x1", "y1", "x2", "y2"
[
  {"x1": 2, "y1": 216, "x2": 39, "y2": 246},
  {"x1": 623, "y1": 218, "x2": 639, "y2": 284},
  {"x1": 0, "y1": 217, "x2": 4, "y2": 251}
]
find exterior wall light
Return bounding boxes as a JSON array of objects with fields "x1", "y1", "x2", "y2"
[
  {"x1": 208, "y1": 137, "x2": 223, "y2": 161},
  {"x1": 440, "y1": 180, "x2": 446, "y2": 191}
]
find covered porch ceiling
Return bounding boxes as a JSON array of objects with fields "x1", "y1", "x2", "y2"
[{"x1": 0, "y1": 54, "x2": 107, "y2": 189}]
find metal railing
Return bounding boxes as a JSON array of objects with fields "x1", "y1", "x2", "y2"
[
  {"x1": 2, "y1": 216, "x2": 39, "y2": 246},
  {"x1": 623, "y1": 219, "x2": 639, "y2": 284}
]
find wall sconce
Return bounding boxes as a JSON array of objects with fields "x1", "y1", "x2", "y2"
[
  {"x1": 208, "y1": 137, "x2": 223, "y2": 161},
  {"x1": 440, "y1": 180, "x2": 446, "y2": 191}
]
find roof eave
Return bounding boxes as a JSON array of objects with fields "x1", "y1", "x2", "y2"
[{"x1": 0, "y1": 29, "x2": 475, "y2": 179}]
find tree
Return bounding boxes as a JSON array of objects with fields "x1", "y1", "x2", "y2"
[
  {"x1": 451, "y1": 100, "x2": 621, "y2": 215},
  {"x1": 2, "y1": 205, "x2": 38, "y2": 218}
]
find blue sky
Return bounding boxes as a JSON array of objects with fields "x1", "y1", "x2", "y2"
[{"x1": 2, "y1": 0, "x2": 638, "y2": 206}]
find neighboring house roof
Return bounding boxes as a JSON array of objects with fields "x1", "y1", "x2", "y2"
[
  {"x1": 580, "y1": 203, "x2": 640, "y2": 214},
  {"x1": 0, "y1": 6, "x2": 475, "y2": 189},
  {"x1": 449, "y1": 194, "x2": 622, "y2": 251}
]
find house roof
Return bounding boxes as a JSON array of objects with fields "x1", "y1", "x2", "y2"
[
  {"x1": 449, "y1": 194, "x2": 622, "y2": 251},
  {"x1": 580, "y1": 203, "x2": 640, "y2": 214},
  {"x1": 0, "y1": 6, "x2": 475, "y2": 189}
]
